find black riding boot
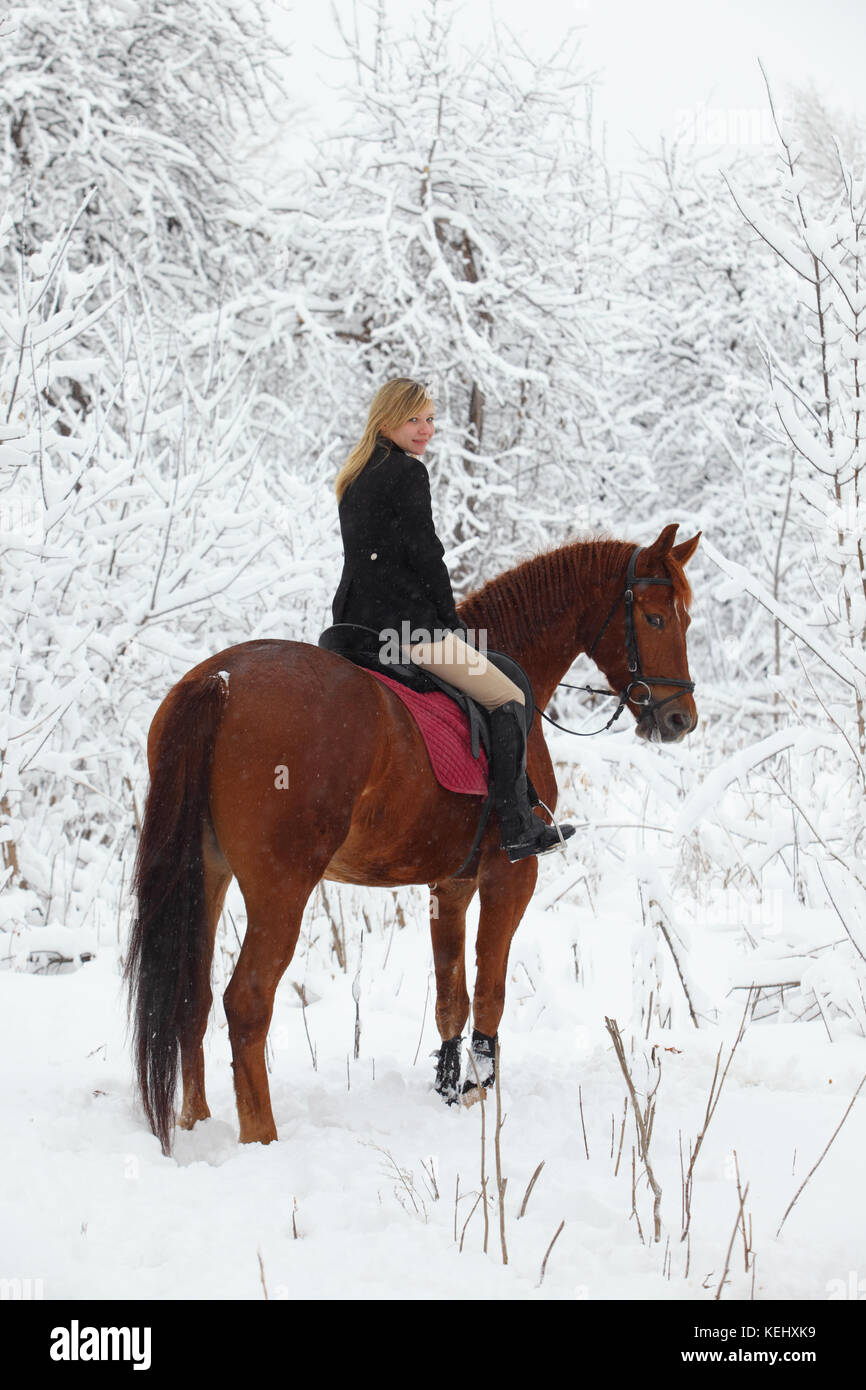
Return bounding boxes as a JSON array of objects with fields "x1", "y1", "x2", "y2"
[{"x1": 488, "y1": 700, "x2": 575, "y2": 862}]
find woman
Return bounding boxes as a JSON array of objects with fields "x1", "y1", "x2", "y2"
[{"x1": 332, "y1": 377, "x2": 574, "y2": 862}]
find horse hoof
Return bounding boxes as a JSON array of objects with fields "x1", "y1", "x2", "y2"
[
  {"x1": 460, "y1": 1084, "x2": 485, "y2": 1108},
  {"x1": 463, "y1": 1029, "x2": 496, "y2": 1094},
  {"x1": 434, "y1": 1036, "x2": 463, "y2": 1104},
  {"x1": 435, "y1": 1031, "x2": 498, "y2": 1104},
  {"x1": 460, "y1": 1071, "x2": 494, "y2": 1107},
  {"x1": 178, "y1": 1104, "x2": 210, "y2": 1131},
  {"x1": 238, "y1": 1123, "x2": 278, "y2": 1144}
]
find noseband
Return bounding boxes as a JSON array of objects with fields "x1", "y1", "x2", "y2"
[{"x1": 542, "y1": 546, "x2": 695, "y2": 738}]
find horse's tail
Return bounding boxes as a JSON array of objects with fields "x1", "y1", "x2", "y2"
[{"x1": 124, "y1": 671, "x2": 229, "y2": 1156}]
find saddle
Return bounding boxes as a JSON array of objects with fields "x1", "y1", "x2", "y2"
[
  {"x1": 318, "y1": 624, "x2": 536, "y2": 762},
  {"x1": 317, "y1": 623, "x2": 539, "y2": 876}
]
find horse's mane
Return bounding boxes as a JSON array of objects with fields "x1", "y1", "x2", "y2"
[{"x1": 459, "y1": 535, "x2": 692, "y2": 650}]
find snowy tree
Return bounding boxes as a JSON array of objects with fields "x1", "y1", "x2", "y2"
[
  {"x1": 0, "y1": 0, "x2": 296, "y2": 472},
  {"x1": 690, "y1": 85, "x2": 866, "y2": 1036},
  {"x1": 725, "y1": 82, "x2": 866, "y2": 758},
  {"x1": 784, "y1": 79, "x2": 866, "y2": 208},
  {"x1": 0, "y1": 0, "x2": 283, "y2": 303},
  {"x1": 0, "y1": 202, "x2": 313, "y2": 926},
  {"x1": 259, "y1": 0, "x2": 620, "y2": 590},
  {"x1": 614, "y1": 135, "x2": 806, "y2": 694},
  {"x1": 0, "y1": 4, "x2": 333, "y2": 932}
]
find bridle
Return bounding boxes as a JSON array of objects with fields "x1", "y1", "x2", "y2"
[{"x1": 541, "y1": 546, "x2": 695, "y2": 739}]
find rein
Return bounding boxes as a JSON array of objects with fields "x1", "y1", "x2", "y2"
[{"x1": 541, "y1": 545, "x2": 695, "y2": 739}]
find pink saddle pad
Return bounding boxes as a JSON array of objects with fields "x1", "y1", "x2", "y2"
[{"x1": 367, "y1": 669, "x2": 489, "y2": 796}]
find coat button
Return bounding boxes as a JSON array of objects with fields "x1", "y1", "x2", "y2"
[{"x1": 370, "y1": 552, "x2": 377, "y2": 560}]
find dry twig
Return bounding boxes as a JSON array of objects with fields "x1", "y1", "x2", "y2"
[
  {"x1": 538, "y1": 1220, "x2": 565, "y2": 1287},
  {"x1": 776, "y1": 1071, "x2": 866, "y2": 1237},
  {"x1": 605, "y1": 1016, "x2": 663, "y2": 1241},
  {"x1": 681, "y1": 989, "x2": 753, "y2": 1241},
  {"x1": 518, "y1": 1160, "x2": 545, "y2": 1219}
]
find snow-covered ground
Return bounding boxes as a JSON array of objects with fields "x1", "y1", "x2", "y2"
[{"x1": 3, "y1": 727, "x2": 863, "y2": 1306}]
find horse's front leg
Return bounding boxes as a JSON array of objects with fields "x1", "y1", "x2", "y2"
[
  {"x1": 429, "y1": 876, "x2": 477, "y2": 1102},
  {"x1": 465, "y1": 852, "x2": 538, "y2": 1099}
]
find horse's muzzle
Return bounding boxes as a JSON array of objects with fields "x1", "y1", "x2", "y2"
[{"x1": 636, "y1": 702, "x2": 698, "y2": 743}]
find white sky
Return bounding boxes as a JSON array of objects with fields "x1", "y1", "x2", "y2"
[{"x1": 272, "y1": 0, "x2": 865, "y2": 165}]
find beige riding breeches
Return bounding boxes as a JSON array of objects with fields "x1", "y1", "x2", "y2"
[{"x1": 408, "y1": 630, "x2": 525, "y2": 711}]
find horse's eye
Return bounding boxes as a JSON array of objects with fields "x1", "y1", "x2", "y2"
[{"x1": 645, "y1": 614, "x2": 665, "y2": 629}]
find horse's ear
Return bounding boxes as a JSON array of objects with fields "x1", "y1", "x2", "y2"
[
  {"x1": 643, "y1": 523, "x2": 680, "y2": 559},
  {"x1": 671, "y1": 531, "x2": 701, "y2": 567}
]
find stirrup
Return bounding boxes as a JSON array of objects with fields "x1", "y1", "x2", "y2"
[
  {"x1": 534, "y1": 798, "x2": 573, "y2": 854},
  {"x1": 504, "y1": 821, "x2": 575, "y2": 862},
  {"x1": 503, "y1": 799, "x2": 575, "y2": 862}
]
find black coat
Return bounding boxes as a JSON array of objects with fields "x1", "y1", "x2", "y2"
[{"x1": 331, "y1": 442, "x2": 462, "y2": 639}]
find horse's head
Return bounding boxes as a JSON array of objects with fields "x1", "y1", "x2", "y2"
[{"x1": 591, "y1": 524, "x2": 700, "y2": 743}]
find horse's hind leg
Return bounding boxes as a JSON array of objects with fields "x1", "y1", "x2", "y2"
[
  {"x1": 178, "y1": 832, "x2": 232, "y2": 1131},
  {"x1": 223, "y1": 869, "x2": 318, "y2": 1145},
  {"x1": 429, "y1": 876, "x2": 476, "y2": 1101}
]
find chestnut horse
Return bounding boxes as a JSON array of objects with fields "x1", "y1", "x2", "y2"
[{"x1": 126, "y1": 524, "x2": 700, "y2": 1154}]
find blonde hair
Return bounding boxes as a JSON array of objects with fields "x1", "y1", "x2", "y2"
[{"x1": 335, "y1": 378, "x2": 433, "y2": 501}]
